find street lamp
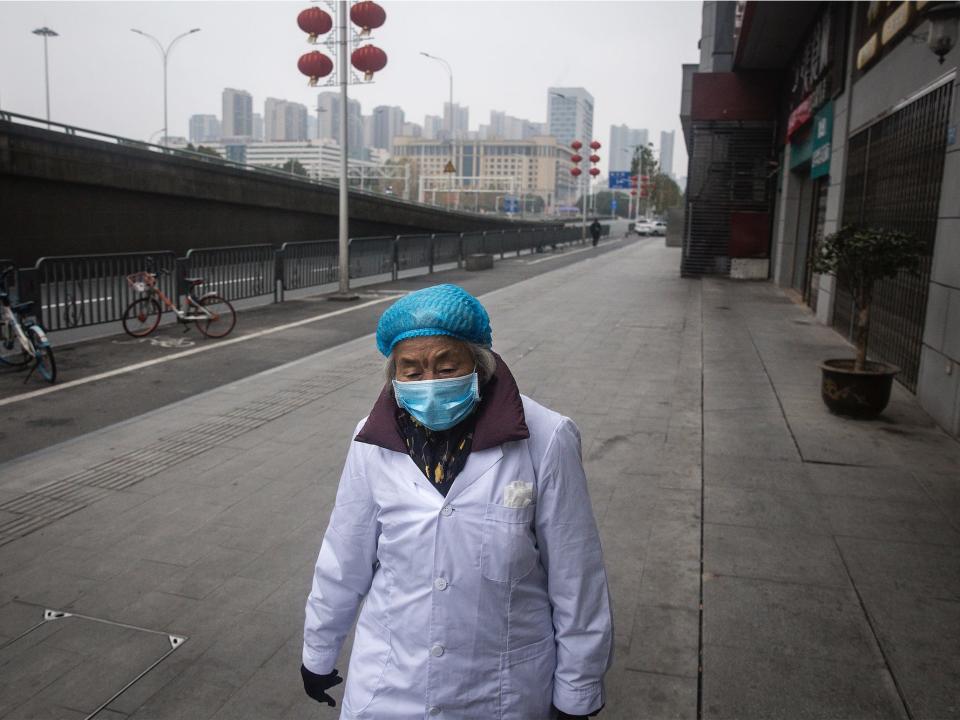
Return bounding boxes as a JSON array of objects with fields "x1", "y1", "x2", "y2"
[
  {"x1": 32, "y1": 26, "x2": 58, "y2": 124},
  {"x1": 131, "y1": 27, "x2": 201, "y2": 147},
  {"x1": 420, "y1": 51, "x2": 455, "y2": 208}
]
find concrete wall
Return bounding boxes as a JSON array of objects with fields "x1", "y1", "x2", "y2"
[{"x1": 0, "y1": 122, "x2": 544, "y2": 267}]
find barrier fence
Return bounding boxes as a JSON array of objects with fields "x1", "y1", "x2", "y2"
[{"x1": 8, "y1": 225, "x2": 605, "y2": 332}]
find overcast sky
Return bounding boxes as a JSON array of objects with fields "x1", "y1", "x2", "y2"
[{"x1": 0, "y1": 0, "x2": 701, "y2": 176}]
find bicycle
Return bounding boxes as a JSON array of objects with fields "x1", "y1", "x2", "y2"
[
  {"x1": 0, "y1": 265, "x2": 56, "y2": 384},
  {"x1": 122, "y1": 264, "x2": 237, "y2": 339}
]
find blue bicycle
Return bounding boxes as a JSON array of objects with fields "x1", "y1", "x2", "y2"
[{"x1": 0, "y1": 266, "x2": 56, "y2": 384}]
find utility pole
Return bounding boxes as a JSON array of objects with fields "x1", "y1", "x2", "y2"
[{"x1": 333, "y1": 0, "x2": 356, "y2": 299}]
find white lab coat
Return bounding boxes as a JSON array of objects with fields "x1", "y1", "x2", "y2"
[{"x1": 303, "y1": 395, "x2": 613, "y2": 719}]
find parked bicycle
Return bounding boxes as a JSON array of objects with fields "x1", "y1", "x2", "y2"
[
  {"x1": 0, "y1": 265, "x2": 56, "y2": 383},
  {"x1": 122, "y1": 262, "x2": 237, "y2": 339}
]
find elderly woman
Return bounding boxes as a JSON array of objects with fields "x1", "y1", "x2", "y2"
[{"x1": 301, "y1": 284, "x2": 612, "y2": 719}]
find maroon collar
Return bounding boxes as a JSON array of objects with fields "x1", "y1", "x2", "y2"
[{"x1": 355, "y1": 353, "x2": 529, "y2": 453}]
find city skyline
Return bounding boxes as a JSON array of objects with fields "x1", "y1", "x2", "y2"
[{"x1": 0, "y1": 1, "x2": 700, "y2": 174}]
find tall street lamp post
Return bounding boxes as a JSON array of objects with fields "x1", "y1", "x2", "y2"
[
  {"x1": 32, "y1": 26, "x2": 58, "y2": 124},
  {"x1": 420, "y1": 52, "x2": 454, "y2": 208},
  {"x1": 131, "y1": 27, "x2": 201, "y2": 147}
]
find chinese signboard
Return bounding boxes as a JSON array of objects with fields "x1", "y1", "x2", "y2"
[
  {"x1": 608, "y1": 171, "x2": 632, "y2": 189},
  {"x1": 811, "y1": 101, "x2": 833, "y2": 179}
]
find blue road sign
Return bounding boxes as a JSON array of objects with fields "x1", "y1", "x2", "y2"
[
  {"x1": 611, "y1": 198, "x2": 618, "y2": 213},
  {"x1": 608, "y1": 171, "x2": 631, "y2": 189},
  {"x1": 503, "y1": 196, "x2": 519, "y2": 213}
]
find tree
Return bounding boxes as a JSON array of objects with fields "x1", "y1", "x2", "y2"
[
  {"x1": 277, "y1": 159, "x2": 309, "y2": 177},
  {"x1": 651, "y1": 173, "x2": 683, "y2": 214},
  {"x1": 811, "y1": 226, "x2": 922, "y2": 371},
  {"x1": 185, "y1": 143, "x2": 222, "y2": 159}
]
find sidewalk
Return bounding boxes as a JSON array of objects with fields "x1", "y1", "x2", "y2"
[{"x1": 0, "y1": 239, "x2": 957, "y2": 719}]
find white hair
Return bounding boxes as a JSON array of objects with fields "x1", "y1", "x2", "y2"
[{"x1": 384, "y1": 339, "x2": 497, "y2": 385}]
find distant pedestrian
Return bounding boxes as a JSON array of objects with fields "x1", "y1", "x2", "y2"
[
  {"x1": 301, "y1": 283, "x2": 613, "y2": 719},
  {"x1": 590, "y1": 218, "x2": 602, "y2": 246}
]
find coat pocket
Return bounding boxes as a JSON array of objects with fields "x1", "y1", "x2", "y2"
[
  {"x1": 481, "y1": 502, "x2": 538, "y2": 583},
  {"x1": 342, "y1": 615, "x2": 393, "y2": 716},
  {"x1": 499, "y1": 634, "x2": 556, "y2": 720}
]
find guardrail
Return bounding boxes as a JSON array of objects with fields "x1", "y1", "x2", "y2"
[
  {"x1": 32, "y1": 251, "x2": 178, "y2": 331},
  {"x1": 11, "y1": 223, "x2": 606, "y2": 332}
]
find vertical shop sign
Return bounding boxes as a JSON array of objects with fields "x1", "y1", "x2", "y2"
[{"x1": 811, "y1": 101, "x2": 833, "y2": 178}]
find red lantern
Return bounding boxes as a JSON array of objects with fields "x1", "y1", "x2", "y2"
[
  {"x1": 570, "y1": 167, "x2": 582, "y2": 177},
  {"x1": 630, "y1": 189, "x2": 638, "y2": 196},
  {"x1": 297, "y1": 7, "x2": 333, "y2": 42},
  {"x1": 571, "y1": 140, "x2": 582, "y2": 150},
  {"x1": 350, "y1": 1, "x2": 386, "y2": 35},
  {"x1": 298, "y1": 51, "x2": 333, "y2": 86},
  {"x1": 570, "y1": 154, "x2": 583, "y2": 164},
  {"x1": 589, "y1": 167, "x2": 600, "y2": 177},
  {"x1": 590, "y1": 140, "x2": 601, "y2": 150},
  {"x1": 351, "y1": 44, "x2": 388, "y2": 80},
  {"x1": 589, "y1": 154, "x2": 600, "y2": 164}
]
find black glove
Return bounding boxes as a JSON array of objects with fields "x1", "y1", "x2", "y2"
[
  {"x1": 300, "y1": 664, "x2": 343, "y2": 706},
  {"x1": 556, "y1": 703, "x2": 604, "y2": 719}
]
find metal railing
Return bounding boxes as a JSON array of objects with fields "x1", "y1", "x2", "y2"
[
  {"x1": 33, "y1": 251, "x2": 178, "y2": 331},
  {"x1": 183, "y1": 245, "x2": 276, "y2": 304},
  {"x1": 9, "y1": 223, "x2": 602, "y2": 333}
]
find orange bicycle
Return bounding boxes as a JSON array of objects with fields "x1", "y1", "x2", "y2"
[{"x1": 122, "y1": 267, "x2": 236, "y2": 339}]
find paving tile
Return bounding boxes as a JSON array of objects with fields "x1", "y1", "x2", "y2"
[
  {"x1": 704, "y1": 485, "x2": 830, "y2": 534},
  {"x1": 836, "y1": 536, "x2": 960, "y2": 600},
  {"x1": 856, "y1": 587, "x2": 960, "y2": 720},
  {"x1": 701, "y1": 644, "x2": 907, "y2": 720},
  {"x1": 702, "y1": 575, "x2": 882, "y2": 666},
  {"x1": 703, "y1": 454, "x2": 810, "y2": 493},
  {"x1": 625, "y1": 605, "x2": 699, "y2": 678},
  {"x1": 637, "y1": 559, "x2": 701, "y2": 611},
  {"x1": 704, "y1": 523, "x2": 849, "y2": 588},
  {"x1": 823, "y1": 495, "x2": 960, "y2": 546},
  {"x1": 806, "y1": 464, "x2": 930, "y2": 503},
  {"x1": 603, "y1": 666, "x2": 697, "y2": 720}
]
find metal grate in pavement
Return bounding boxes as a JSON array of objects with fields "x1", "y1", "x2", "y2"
[{"x1": 0, "y1": 377, "x2": 338, "y2": 544}]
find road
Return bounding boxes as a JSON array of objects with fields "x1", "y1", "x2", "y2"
[{"x1": 0, "y1": 224, "x2": 638, "y2": 463}]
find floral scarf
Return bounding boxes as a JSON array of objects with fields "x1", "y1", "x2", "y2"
[{"x1": 395, "y1": 408, "x2": 476, "y2": 497}]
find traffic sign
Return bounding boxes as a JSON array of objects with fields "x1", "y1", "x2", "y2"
[
  {"x1": 610, "y1": 198, "x2": 618, "y2": 213},
  {"x1": 502, "y1": 196, "x2": 519, "y2": 213},
  {"x1": 608, "y1": 171, "x2": 631, "y2": 189},
  {"x1": 443, "y1": 161, "x2": 457, "y2": 174}
]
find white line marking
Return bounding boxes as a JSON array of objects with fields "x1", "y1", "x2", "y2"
[{"x1": 0, "y1": 295, "x2": 398, "y2": 408}]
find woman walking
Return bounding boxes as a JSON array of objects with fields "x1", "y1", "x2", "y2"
[{"x1": 301, "y1": 283, "x2": 613, "y2": 719}]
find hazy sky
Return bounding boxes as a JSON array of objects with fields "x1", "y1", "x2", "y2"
[{"x1": 0, "y1": 0, "x2": 701, "y2": 175}]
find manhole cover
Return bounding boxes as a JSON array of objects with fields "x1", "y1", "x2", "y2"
[{"x1": 0, "y1": 602, "x2": 186, "y2": 719}]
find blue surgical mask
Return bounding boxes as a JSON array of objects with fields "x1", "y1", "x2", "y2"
[{"x1": 393, "y1": 372, "x2": 480, "y2": 431}]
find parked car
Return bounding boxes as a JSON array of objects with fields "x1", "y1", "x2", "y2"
[
  {"x1": 652, "y1": 221, "x2": 667, "y2": 236},
  {"x1": 633, "y1": 220, "x2": 656, "y2": 236}
]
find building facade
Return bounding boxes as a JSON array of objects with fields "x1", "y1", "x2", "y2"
[
  {"x1": 373, "y1": 105, "x2": 405, "y2": 152},
  {"x1": 221, "y1": 88, "x2": 253, "y2": 139},
  {"x1": 188, "y1": 114, "x2": 221, "y2": 144},
  {"x1": 392, "y1": 135, "x2": 576, "y2": 212},
  {"x1": 264, "y1": 98, "x2": 309, "y2": 142},
  {"x1": 547, "y1": 87, "x2": 595, "y2": 148},
  {"x1": 316, "y1": 92, "x2": 364, "y2": 158},
  {"x1": 659, "y1": 130, "x2": 676, "y2": 179},
  {"x1": 442, "y1": 102, "x2": 470, "y2": 139},
  {"x1": 681, "y1": 0, "x2": 960, "y2": 438},
  {"x1": 609, "y1": 125, "x2": 649, "y2": 173}
]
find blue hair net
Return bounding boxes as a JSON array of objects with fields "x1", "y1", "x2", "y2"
[{"x1": 376, "y1": 284, "x2": 493, "y2": 356}]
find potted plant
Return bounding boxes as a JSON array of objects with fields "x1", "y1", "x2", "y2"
[{"x1": 811, "y1": 225, "x2": 923, "y2": 418}]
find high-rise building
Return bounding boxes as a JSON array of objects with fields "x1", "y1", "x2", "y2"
[
  {"x1": 222, "y1": 88, "x2": 253, "y2": 139},
  {"x1": 442, "y1": 102, "x2": 469, "y2": 139},
  {"x1": 252, "y1": 113, "x2": 264, "y2": 142},
  {"x1": 373, "y1": 105, "x2": 405, "y2": 152},
  {"x1": 487, "y1": 111, "x2": 541, "y2": 141},
  {"x1": 609, "y1": 125, "x2": 649, "y2": 173},
  {"x1": 316, "y1": 92, "x2": 364, "y2": 157},
  {"x1": 402, "y1": 122, "x2": 423, "y2": 138},
  {"x1": 264, "y1": 98, "x2": 308, "y2": 142},
  {"x1": 659, "y1": 130, "x2": 676, "y2": 178},
  {"x1": 423, "y1": 115, "x2": 443, "y2": 140},
  {"x1": 188, "y1": 114, "x2": 221, "y2": 144},
  {"x1": 546, "y1": 87, "x2": 594, "y2": 148}
]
